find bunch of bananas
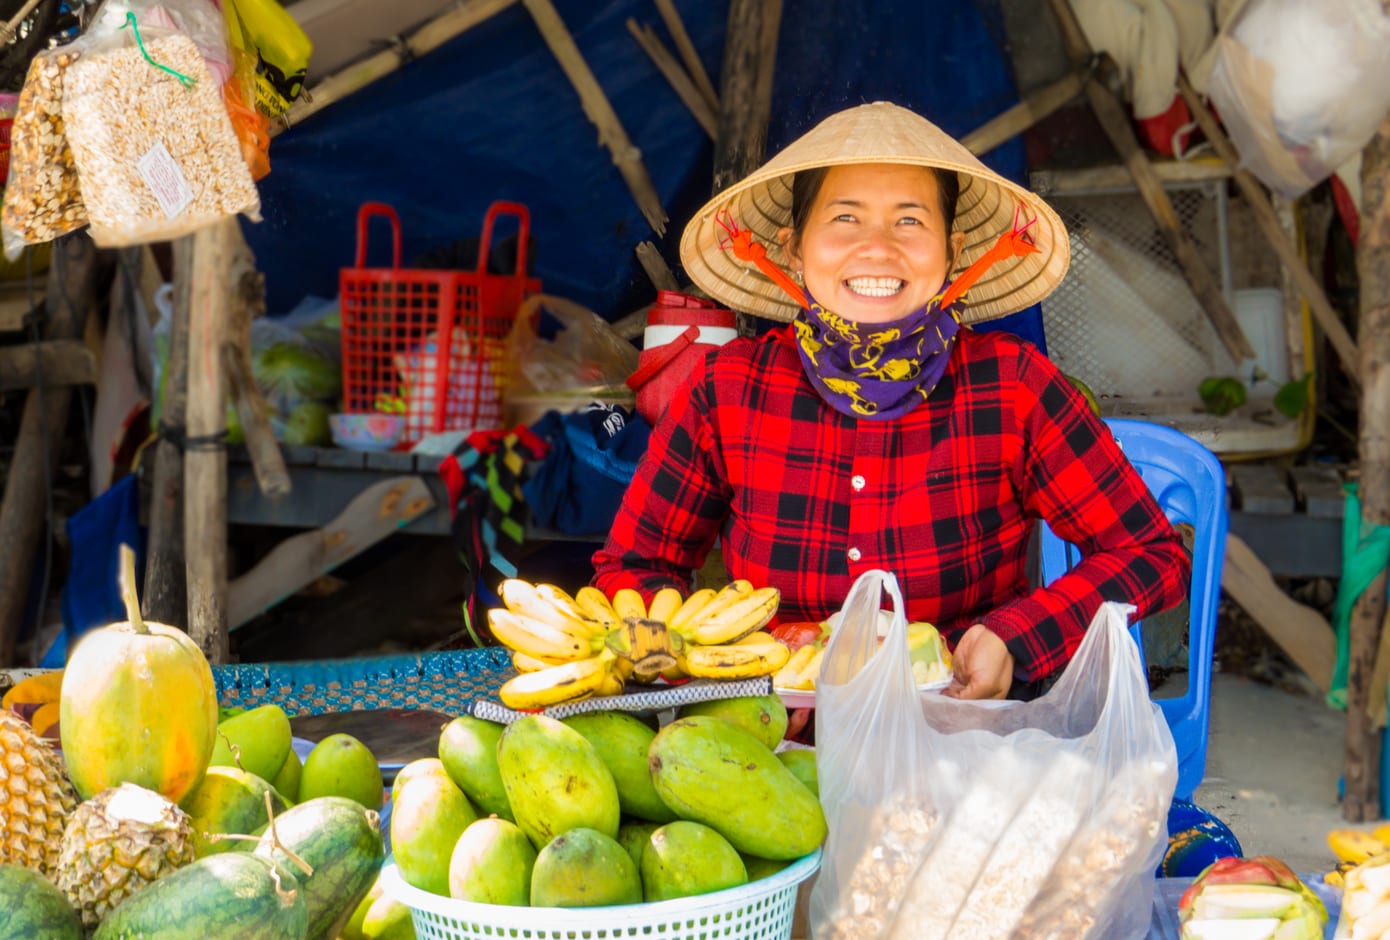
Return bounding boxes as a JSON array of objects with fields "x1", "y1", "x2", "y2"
[
  {"x1": 490, "y1": 579, "x2": 790, "y2": 709},
  {"x1": 1326, "y1": 826, "x2": 1390, "y2": 887}
]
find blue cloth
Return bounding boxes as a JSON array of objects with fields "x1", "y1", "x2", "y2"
[
  {"x1": 523, "y1": 404, "x2": 651, "y2": 535},
  {"x1": 244, "y1": 0, "x2": 1045, "y2": 352},
  {"x1": 55, "y1": 474, "x2": 144, "y2": 667},
  {"x1": 1161, "y1": 797, "x2": 1244, "y2": 878}
]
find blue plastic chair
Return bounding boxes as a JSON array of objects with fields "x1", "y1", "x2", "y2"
[{"x1": 1039, "y1": 417, "x2": 1228, "y2": 802}]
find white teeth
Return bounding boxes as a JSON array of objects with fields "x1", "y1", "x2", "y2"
[{"x1": 846, "y1": 277, "x2": 903, "y2": 297}]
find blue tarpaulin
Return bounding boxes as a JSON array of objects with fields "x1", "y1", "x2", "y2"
[{"x1": 244, "y1": 0, "x2": 1045, "y2": 348}]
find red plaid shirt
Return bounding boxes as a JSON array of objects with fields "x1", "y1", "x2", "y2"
[{"x1": 593, "y1": 326, "x2": 1190, "y2": 681}]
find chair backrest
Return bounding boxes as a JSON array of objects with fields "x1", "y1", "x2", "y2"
[{"x1": 1038, "y1": 418, "x2": 1227, "y2": 801}]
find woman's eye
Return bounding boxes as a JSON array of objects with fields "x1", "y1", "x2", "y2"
[
  {"x1": 899, "y1": 216, "x2": 923, "y2": 226},
  {"x1": 833, "y1": 213, "x2": 856, "y2": 223}
]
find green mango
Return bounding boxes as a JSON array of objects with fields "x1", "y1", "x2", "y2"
[
  {"x1": 391, "y1": 772, "x2": 477, "y2": 896},
  {"x1": 270, "y1": 749, "x2": 302, "y2": 805},
  {"x1": 675, "y1": 695, "x2": 789, "y2": 750},
  {"x1": 209, "y1": 705, "x2": 293, "y2": 783},
  {"x1": 438, "y1": 716, "x2": 513, "y2": 821},
  {"x1": 530, "y1": 828, "x2": 641, "y2": 908},
  {"x1": 497, "y1": 716, "x2": 619, "y2": 850},
  {"x1": 641, "y1": 821, "x2": 747, "y2": 901},
  {"x1": 448, "y1": 817, "x2": 537, "y2": 905},
  {"x1": 776, "y1": 748, "x2": 819, "y2": 797},
  {"x1": 562, "y1": 712, "x2": 675, "y2": 823}
]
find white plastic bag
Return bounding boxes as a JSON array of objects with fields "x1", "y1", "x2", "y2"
[
  {"x1": 1207, "y1": 0, "x2": 1390, "y2": 199},
  {"x1": 810, "y1": 570, "x2": 1178, "y2": 940}
]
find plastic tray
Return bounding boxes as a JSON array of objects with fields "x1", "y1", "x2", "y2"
[
  {"x1": 381, "y1": 849, "x2": 820, "y2": 940},
  {"x1": 774, "y1": 679, "x2": 950, "y2": 709}
]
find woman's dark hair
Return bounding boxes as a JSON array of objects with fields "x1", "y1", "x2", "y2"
[{"x1": 787, "y1": 165, "x2": 961, "y2": 242}]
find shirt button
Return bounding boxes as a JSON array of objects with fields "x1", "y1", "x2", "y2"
[
  {"x1": 847, "y1": 547, "x2": 862, "y2": 562},
  {"x1": 851, "y1": 474, "x2": 866, "y2": 491}
]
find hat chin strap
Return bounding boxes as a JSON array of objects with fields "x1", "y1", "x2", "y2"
[{"x1": 717, "y1": 202, "x2": 1043, "y2": 314}]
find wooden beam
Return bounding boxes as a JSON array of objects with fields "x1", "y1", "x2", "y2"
[
  {"x1": 0, "y1": 283, "x2": 42, "y2": 333},
  {"x1": 711, "y1": 0, "x2": 782, "y2": 196},
  {"x1": 0, "y1": 340, "x2": 94, "y2": 390},
  {"x1": 227, "y1": 475, "x2": 435, "y2": 629},
  {"x1": 653, "y1": 0, "x2": 718, "y2": 113},
  {"x1": 1177, "y1": 73, "x2": 1361, "y2": 386},
  {"x1": 184, "y1": 219, "x2": 237, "y2": 665},
  {"x1": 1043, "y1": 0, "x2": 1254, "y2": 364},
  {"x1": 523, "y1": 0, "x2": 668, "y2": 235},
  {"x1": 1032, "y1": 160, "x2": 1231, "y2": 195},
  {"x1": 1346, "y1": 108, "x2": 1390, "y2": 822},
  {"x1": 1221, "y1": 533, "x2": 1336, "y2": 693},
  {"x1": 276, "y1": 0, "x2": 519, "y2": 134},
  {"x1": 627, "y1": 18, "x2": 717, "y2": 139},
  {"x1": 636, "y1": 240, "x2": 679, "y2": 292},
  {"x1": 143, "y1": 237, "x2": 192, "y2": 626},
  {"x1": 961, "y1": 66, "x2": 1089, "y2": 157},
  {"x1": 0, "y1": 232, "x2": 100, "y2": 666}
]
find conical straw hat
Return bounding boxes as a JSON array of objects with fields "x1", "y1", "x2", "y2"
[{"x1": 679, "y1": 101, "x2": 1071, "y2": 323}]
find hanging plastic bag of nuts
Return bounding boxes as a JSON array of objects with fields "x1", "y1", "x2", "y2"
[
  {"x1": 1, "y1": 47, "x2": 90, "y2": 261},
  {"x1": 60, "y1": 17, "x2": 260, "y2": 248}
]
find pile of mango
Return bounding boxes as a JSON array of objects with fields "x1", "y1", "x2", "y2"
[{"x1": 391, "y1": 694, "x2": 825, "y2": 909}]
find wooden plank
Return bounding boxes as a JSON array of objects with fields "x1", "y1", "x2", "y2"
[
  {"x1": 0, "y1": 284, "x2": 42, "y2": 333},
  {"x1": 1031, "y1": 160, "x2": 1233, "y2": 196},
  {"x1": 227, "y1": 475, "x2": 436, "y2": 628},
  {"x1": 522, "y1": 0, "x2": 669, "y2": 235},
  {"x1": 0, "y1": 339, "x2": 95, "y2": 390},
  {"x1": 1229, "y1": 464, "x2": 1294, "y2": 514},
  {"x1": 227, "y1": 463, "x2": 452, "y2": 534},
  {"x1": 653, "y1": 0, "x2": 719, "y2": 113},
  {"x1": 1179, "y1": 73, "x2": 1361, "y2": 386},
  {"x1": 1222, "y1": 533, "x2": 1336, "y2": 693},
  {"x1": 636, "y1": 241, "x2": 679, "y2": 291},
  {"x1": 1290, "y1": 466, "x2": 1348, "y2": 519},
  {"x1": 961, "y1": 66, "x2": 1088, "y2": 158},
  {"x1": 711, "y1": 0, "x2": 782, "y2": 196},
  {"x1": 315, "y1": 447, "x2": 367, "y2": 470}
]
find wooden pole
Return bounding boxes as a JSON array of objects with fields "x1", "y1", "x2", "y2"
[
  {"x1": 1345, "y1": 109, "x2": 1390, "y2": 822},
  {"x1": 711, "y1": 0, "x2": 783, "y2": 196},
  {"x1": 0, "y1": 233, "x2": 100, "y2": 665},
  {"x1": 960, "y1": 66, "x2": 1091, "y2": 158},
  {"x1": 1177, "y1": 73, "x2": 1362, "y2": 386},
  {"x1": 628, "y1": 18, "x2": 718, "y2": 139},
  {"x1": 522, "y1": 0, "x2": 669, "y2": 236},
  {"x1": 184, "y1": 219, "x2": 237, "y2": 665},
  {"x1": 653, "y1": 0, "x2": 719, "y2": 113},
  {"x1": 1043, "y1": 0, "x2": 1254, "y2": 363},
  {"x1": 143, "y1": 236, "x2": 192, "y2": 626}
]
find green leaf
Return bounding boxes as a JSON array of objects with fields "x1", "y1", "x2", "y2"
[
  {"x1": 1199, "y1": 376, "x2": 1247, "y2": 416},
  {"x1": 1273, "y1": 373, "x2": 1314, "y2": 419}
]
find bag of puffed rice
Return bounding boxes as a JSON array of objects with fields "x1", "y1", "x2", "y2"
[
  {"x1": 811, "y1": 570, "x2": 1178, "y2": 940},
  {"x1": 61, "y1": 24, "x2": 260, "y2": 247}
]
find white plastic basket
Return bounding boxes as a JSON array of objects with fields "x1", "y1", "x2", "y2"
[{"x1": 380, "y1": 849, "x2": 821, "y2": 940}]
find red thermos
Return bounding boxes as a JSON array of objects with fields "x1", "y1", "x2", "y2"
[{"x1": 626, "y1": 291, "x2": 737, "y2": 426}]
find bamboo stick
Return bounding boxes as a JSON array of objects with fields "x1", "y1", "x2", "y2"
[
  {"x1": 275, "y1": 0, "x2": 520, "y2": 134},
  {"x1": 653, "y1": 0, "x2": 718, "y2": 113},
  {"x1": 961, "y1": 66, "x2": 1089, "y2": 157},
  {"x1": 628, "y1": 18, "x2": 717, "y2": 139},
  {"x1": 1177, "y1": 73, "x2": 1361, "y2": 386}
]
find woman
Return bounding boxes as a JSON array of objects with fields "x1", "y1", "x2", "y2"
[{"x1": 592, "y1": 101, "x2": 1190, "y2": 700}]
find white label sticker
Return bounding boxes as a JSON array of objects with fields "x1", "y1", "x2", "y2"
[{"x1": 136, "y1": 141, "x2": 194, "y2": 220}]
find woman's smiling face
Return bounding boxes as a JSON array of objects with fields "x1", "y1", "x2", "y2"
[{"x1": 781, "y1": 163, "x2": 964, "y2": 325}]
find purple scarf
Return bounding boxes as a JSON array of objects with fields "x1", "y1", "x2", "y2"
[{"x1": 792, "y1": 286, "x2": 963, "y2": 420}]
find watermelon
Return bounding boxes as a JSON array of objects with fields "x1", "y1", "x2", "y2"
[
  {"x1": 255, "y1": 797, "x2": 385, "y2": 940},
  {"x1": 92, "y1": 852, "x2": 306, "y2": 939},
  {"x1": 0, "y1": 865, "x2": 83, "y2": 940}
]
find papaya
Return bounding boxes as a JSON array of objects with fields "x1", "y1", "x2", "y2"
[
  {"x1": 776, "y1": 748, "x2": 819, "y2": 796},
  {"x1": 208, "y1": 705, "x2": 293, "y2": 784},
  {"x1": 530, "y1": 828, "x2": 642, "y2": 908},
  {"x1": 390, "y1": 758, "x2": 449, "y2": 806},
  {"x1": 676, "y1": 694, "x2": 789, "y2": 750},
  {"x1": 61, "y1": 547, "x2": 218, "y2": 803},
  {"x1": 649, "y1": 716, "x2": 826, "y2": 860},
  {"x1": 562, "y1": 711, "x2": 676, "y2": 823},
  {"x1": 641, "y1": 821, "x2": 747, "y2": 901},
  {"x1": 497, "y1": 715, "x2": 620, "y2": 849},
  {"x1": 391, "y1": 770, "x2": 477, "y2": 896},
  {"x1": 616, "y1": 821, "x2": 661, "y2": 871},
  {"x1": 254, "y1": 796, "x2": 385, "y2": 940},
  {"x1": 448, "y1": 816, "x2": 537, "y2": 905},
  {"x1": 182, "y1": 765, "x2": 290, "y2": 856},
  {"x1": 438, "y1": 715, "x2": 513, "y2": 821},
  {"x1": 91, "y1": 852, "x2": 307, "y2": 940},
  {"x1": 0, "y1": 864, "x2": 83, "y2": 940}
]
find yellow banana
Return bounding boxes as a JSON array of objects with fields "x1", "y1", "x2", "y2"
[
  {"x1": 535, "y1": 583, "x2": 613, "y2": 638},
  {"x1": 498, "y1": 655, "x2": 611, "y2": 709},
  {"x1": 646, "y1": 587, "x2": 684, "y2": 624},
  {"x1": 611, "y1": 588, "x2": 647, "y2": 622},
  {"x1": 512, "y1": 651, "x2": 567, "y2": 673},
  {"x1": 689, "y1": 586, "x2": 781, "y2": 646},
  {"x1": 1328, "y1": 828, "x2": 1390, "y2": 865},
  {"x1": 574, "y1": 586, "x2": 623, "y2": 631},
  {"x1": 683, "y1": 639, "x2": 791, "y2": 679},
  {"x1": 596, "y1": 665, "x2": 626, "y2": 697},
  {"x1": 737, "y1": 631, "x2": 777, "y2": 646},
  {"x1": 1373, "y1": 824, "x2": 1390, "y2": 846},
  {"x1": 774, "y1": 643, "x2": 820, "y2": 690},
  {"x1": 488, "y1": 608, "x2": 598, "y2": 662},
  {"x1": 683, "y1": 580, "x2": 754, "y2": 629},
  {"x1": 668, "y1": 588, "x2": 718, "y2": 635},
  {"x1": 499, "y1": 580, "x2": 604, "y2": 640}
]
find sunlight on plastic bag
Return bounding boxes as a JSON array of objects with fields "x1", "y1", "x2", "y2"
[{"x1": 811, "y1": 569, "x2": 1178, "y2": 940}]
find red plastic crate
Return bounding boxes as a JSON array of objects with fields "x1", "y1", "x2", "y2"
[{"x1": 339, "y1": 201, "x2": 539, "y2": 447}]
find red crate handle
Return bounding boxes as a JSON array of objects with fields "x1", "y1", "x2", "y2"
[
  {"x1": 354, "y1": 202, "x2": 403, "y2": 269},
  {"x1": 476, "y1": 201, "x2": 531, "y2": 283}
]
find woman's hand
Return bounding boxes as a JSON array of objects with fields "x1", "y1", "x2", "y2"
[{"x1": 944, "y1": 624, "x2": 1014, "y2": 700}]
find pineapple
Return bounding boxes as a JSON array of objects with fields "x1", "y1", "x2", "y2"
[
  {"x1": 0, "y1": 709, "x2": 76, "y2": 877},
  {"x1": 55, "y1": 782, "x2": 195, "y2": 930}
]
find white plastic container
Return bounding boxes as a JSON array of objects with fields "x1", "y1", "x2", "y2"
[{"x1": 1233, "y1": 287, "x2": 1289, "y2": 385}]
